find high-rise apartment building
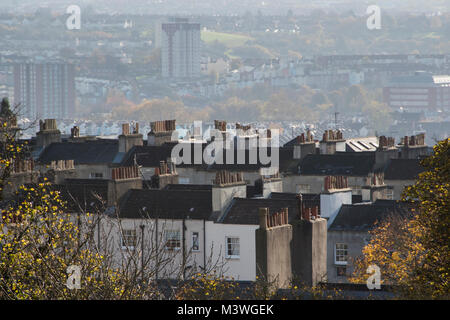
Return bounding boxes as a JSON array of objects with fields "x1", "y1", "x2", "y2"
[
  {"x1": 161, "y1": 19, "x2": 201, "y2": 79},
  {"x1": 14, "y1": 63, "x2": 75, "y2": 119}
]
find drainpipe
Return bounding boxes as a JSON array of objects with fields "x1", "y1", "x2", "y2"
[
  {"x1": 203, "y1": 219, "x2": 206, "y2": 272},
  {"x1": 182, "y1": 218, "x2": 186, "y2": 280},
  {"x1": 140, "y1": 224, "x2": 145, "y2": 284}
]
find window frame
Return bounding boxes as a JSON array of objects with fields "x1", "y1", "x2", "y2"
[
  {"x1": 164, "y1": 229, "x2": 181, "y2": 251},
  {"x1": 192, "y1": 231, "x2": 200, "y2": 252},
  {"x1": 334, "y1": 243, "x2": 348, "y2": 265},
  {"x1": 121, "y1": 229, "x2": 137, "y2": 250},
  {"x1": 225, "y1": 236, "x2": 240, "y2": 259}
]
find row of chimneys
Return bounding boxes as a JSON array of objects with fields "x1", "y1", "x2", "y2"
[
  {"x1": 50, "y1": 160, "x2": 74, "y2": 171},
  {"x1": 296, "y1": 130, "x2": 314, "y2": 144},
  {"x1": 236, "y1": 122, "x2": 252, "y2": 132},
  {"x1": 111, "y1": 166, "x2": 139, "y2": 180},
  {"x1": 322, "y1": 129, "x2": 343, "y2": 142},
  {"x1": 262, "y1": 171, "x2": 280, "y2": 180},
  {"x1": 11, "y1": 158, "x2": 34, "y2": 174},
  {"x1": 122, "y1": 123, "x2": 140, "y2": 135},
  {"x1": 150, "y1": 120, "x2": 176, "y2": 133},
  {"x1": 366, "y1": 172, "x2": 385, "y2": 186},
  {"x1": 324, "y1": 175, "x2": 349, "y2": 191},
  {"x1": 300, "y1": 205, "x2": 320, "y2": 221},
  {"x1": 378, "y1": 136, "x2": 396, "y2": 149},
  {"x1": 214, "y1": 170, "x2": 244, "y2": 185},
  {"x1": 214, "y1": 120, "x2": 227, "y2": 131},
  {"x1": 296, "y1": 194, "x2": 321, "y2": 221},
  {"x1": 154, "y1": 160, "x2": 176, "y2": 176},
  {"x1": 39, "y1": 119, "x2": 58, "y2": 131},
  {"x1": 400, "y1": 133, "x2": 425, "y2": 147},
  {"x1": 259, "y1": 207, "x2": 289, "y2": 229}
]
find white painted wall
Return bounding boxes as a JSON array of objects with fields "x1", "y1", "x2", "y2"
[
  {"x1": 212, "y1": 183, "x2": 246, "y2": 212},
  {"x1": 99, "y1": 217, "x2": 206, "y2": 279},
  {"x1": 205, "y1": 221, "x2": 258, "y2": 281},
  {"x1": 262, "y1": 179, "x2": 283, "y2": 198},
  {"x1": 320, "y1": 189, "x2": 352, "y2": 227}
]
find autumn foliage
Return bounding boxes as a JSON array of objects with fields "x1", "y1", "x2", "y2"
[{"x1": 352, "y1": 138, "x2": 450, "y2": 299}]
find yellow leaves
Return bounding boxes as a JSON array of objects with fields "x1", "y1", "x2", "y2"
[{"x1": 392, "y1": 252, "x2": 400, "y2": 261}]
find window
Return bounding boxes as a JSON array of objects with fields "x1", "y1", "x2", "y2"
[
  {"x1": 121, "y1": 229, "x2": 136, "y2": 249},
  {"x1": 165, "y1": 230, "x2": 181, "y2": 250},
  {"x1": 89, "y1": 172, "x2": 103, "y2": 179},
  {"x1": 350, "y1": 185, "x2": 362, "y2": 195},
  {"x1": 226, "y1": 237, "x2": 240, "y2": 259},
  {"x1": 386, "y1": 189, "x2": 394, "y2": 200},
  {"x1": 192, "y1": 232, "x2": 200, "y2": 251},
  {"x1": 336, "y1": 266, "x2": 347, "y2": 277},
  {"x1": 334, "y1": 243, "x2": 348, "y2": 265}
]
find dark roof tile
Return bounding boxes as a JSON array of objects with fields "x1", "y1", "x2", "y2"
[
  {"x1": 329, "y1": 200, "x2": 411, "y2": 231},
  {"x1": 118, "y1": 189, "x2": 212, "y2": 220},
  {"x1": 38, "y1": 140, "x2": 118, "y2": 164},
  {"x1": 384, "y1": 159, "x2": 424, "y2": 180}
]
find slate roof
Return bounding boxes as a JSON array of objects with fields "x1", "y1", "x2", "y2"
[
  {"x1": 163, "y1": 184, "x2": 212, "y2": 191},
  {"x1": 220, "y1": 197, "x2": 300, "y2": 225},
  {"x1": 204, "y1": 148, "x2": 274, "y2": 171},
  {"x1": 50, "y1": 179, "x2": 109, "y2": 213},
  {"x1": 122, "y1": 142, "x2": 279, "y2": 172},
  {"x1": 283, "y1": 137, "x2": 316, "y2": 147},
  {"x1": 329, "y1": 199, "x2": 411, "y2": 232},
  {"x1": 269, "y1": 192, "x2": 321, "y2": 215},
  {"x1": 299, "y1": 153, "x2": 375, "y2": 176},
  {"x1": 118, "y1": 189, "x2": 212, "y2": 220},
  {"x1": 38, "y1": 140, "x2": 118, "y2": 164},
  {"x1": 120, "y1": 145, "x2": 174, "y2": 167},
  {"x1": 384, "y1": 159, "x2": 424, "y2": 180}
]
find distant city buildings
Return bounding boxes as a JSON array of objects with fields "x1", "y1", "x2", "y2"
[
  {"x1": 384, "y1": 71, "x2": 450, "y2": 113},
  {"x1": 161, "y1": 18, "x2": 201, "y2": 79},
  {"x1": 14, "y1": 62, "x2": 75, "y2": 119}
]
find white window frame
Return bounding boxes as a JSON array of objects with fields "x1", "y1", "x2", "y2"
[
  {"x1": 89, "y1": 172, "x2": 103, "y2": 179},
  {"x1": 334, "y1": 243, "x2": 348, "y2": 265},
  {"x1": 165, "y1": 229, "x2": 181, "y2": 251},
  {"x1": 192, "y1": 232, "x2": 200, "y2": 252},
  {"x1": 225, "y1": 237, "x2": 240, "y2": 259},
  {"x1": 121, "y1": 229, "x2": 136, "y2": 250}
]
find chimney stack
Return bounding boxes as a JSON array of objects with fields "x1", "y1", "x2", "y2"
[
  {"x1": 119, "y1": 122, "x2": 143, "y2": 153},
  {"x1": 148, "y1": 119, "x2": 177, "y2": 146},
  {"x1": 36, "y1": 119, "x2": 61, "y2": 149}
]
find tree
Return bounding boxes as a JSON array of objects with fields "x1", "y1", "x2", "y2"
[
  {"x1": 0, "y1": 100, "x2": 223, "y2": 299},
  {"x1": 351, "y1": 139, "x2": 450, "y2": 299}
]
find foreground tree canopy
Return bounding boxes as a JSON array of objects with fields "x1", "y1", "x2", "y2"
[{"x1": 352, "y1": 138, "x2": 450, "y2": 299}]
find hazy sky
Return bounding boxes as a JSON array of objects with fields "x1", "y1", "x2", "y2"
[{"x1": 1, "y1": 0, "x2": 449, "y2": 15}]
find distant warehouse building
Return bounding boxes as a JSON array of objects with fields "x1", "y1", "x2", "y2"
[
  {"x1": 14, "y1": 62, "x2": 75, "y2": 120},
  {"x1": 161, "y1": 18, "x2": 201, "y2": 79},
  {"x1": 383, "y1": 71, "x2": 450, "y2": 113}
]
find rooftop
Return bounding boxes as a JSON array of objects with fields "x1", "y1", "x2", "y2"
[
  {"x1": 118, "y1": 189, "x2": 212, "y2": 220},
  {"x1": 384, "y1": 159, "x2": 424, "y2": 180},
  {"x1": 38, "y1": 139, "x2": 118, "y2": 165},
  {"x1": 329, "y1": 199, "x2": 411, "y2": 232},
  {"x1": 299, "y1": 153, "x2": 376, "y2": 176}
]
